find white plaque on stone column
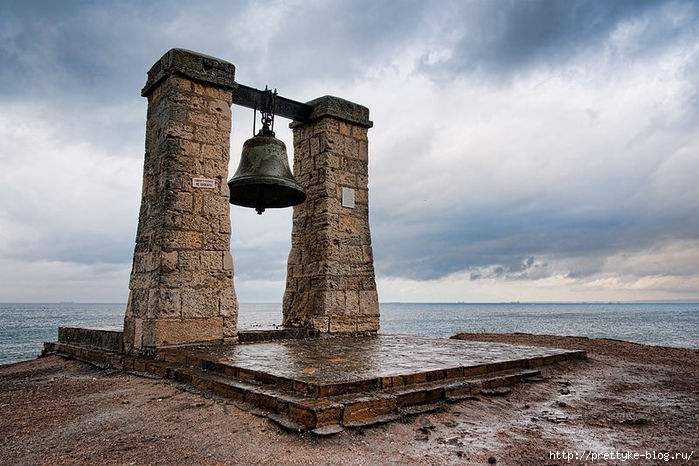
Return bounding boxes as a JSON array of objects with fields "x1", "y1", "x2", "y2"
[
  {"x1": 342, "y1": 187, "x2": 355, "y2": 208},
  {"x1": 192, "y1": 177, "x2": 216, "y2": 188}
]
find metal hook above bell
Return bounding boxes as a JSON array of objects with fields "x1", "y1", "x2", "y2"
[{"x1": 228, "y1": 132, "x2": 306, "y2": 214}]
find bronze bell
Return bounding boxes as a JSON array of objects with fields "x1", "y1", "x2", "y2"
[{"x1": 228, "y1": 130, "x2": 306, "y2": 214}]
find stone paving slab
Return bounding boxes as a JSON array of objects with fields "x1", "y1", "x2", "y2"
[{"x1": 163, "y1": 335, "x2": 584, "y2": 395}]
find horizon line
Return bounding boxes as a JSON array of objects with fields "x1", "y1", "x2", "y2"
[{"x1": 1, "y1": 300, "x2": 698, "y2": 305}]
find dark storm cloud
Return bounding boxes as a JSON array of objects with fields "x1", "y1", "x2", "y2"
[
  {"x1": 365, "y1": 0, "x2": 699, "y2": 292},
  {"x1": 0, "y1": 1, "x2": 160, "y2": 156},
  {"x1": 373, "y1": 192, "x2": 699, "y2": 281},
  {"x1": 1, "y1": 1, "x2": 151, "y2": 99},
  {"x1": 418, "y1": 0, "x2": 697, "y2": 81},
  {"x1": 263, "y1": 0, "x2": 429, "y2": 84},
  {"x1": 1, "y1": 0, "x2": 698, "y2": 301}
]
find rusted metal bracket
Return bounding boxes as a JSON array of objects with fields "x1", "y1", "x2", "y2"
[{"x1": 233, "y1": 83, "x2": 313, "y2": 123}]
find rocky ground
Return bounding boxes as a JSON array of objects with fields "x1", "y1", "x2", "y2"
[{"x1": 1, "y1": 333, "x2": 697, "y2": 465}]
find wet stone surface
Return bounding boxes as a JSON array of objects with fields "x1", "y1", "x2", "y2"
[{"x1": 185, "y1": 335, "x2": 582, "y2": 385}]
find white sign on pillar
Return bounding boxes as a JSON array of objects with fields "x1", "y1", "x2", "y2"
[
  {"x1": 342, "y1": 187, "x2": 355, "y2": 208},
  {"x1": 192, "y1": 177, "x2": 216, "y2": 188}
]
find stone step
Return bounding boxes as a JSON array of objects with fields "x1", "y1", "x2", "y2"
[
  {"x1": 155, "y1": 343, "x2": 566, "y2": 400},
  {"x1": 43, "y1": 336, "x2": 585, "y2": 433},
  {"x1": 150, "y1": 358, "x2": 542, "y2": 432},
  {"x1": 43, "y1": 341, "x2": 545, "y2": 432}
]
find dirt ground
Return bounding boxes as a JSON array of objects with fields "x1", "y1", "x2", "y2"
[{"x1": 1, "y1": 333, "x2": 697, "y2": 466}]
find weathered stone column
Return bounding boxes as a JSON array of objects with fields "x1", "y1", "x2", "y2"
[
  {"x1": 124, "y1": 49, "x2": 238, "y2": 354},
  {"x1": 283, "y1": 96, "x2": 380, "y2": 333}
]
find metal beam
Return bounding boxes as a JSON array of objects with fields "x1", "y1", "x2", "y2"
[{"x1": 233, "y1": 84, "x2": 313, "y2": 122}]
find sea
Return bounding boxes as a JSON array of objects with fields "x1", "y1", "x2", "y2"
[{"x1": 1, "y1": 302, "x2": 697, "y2": 366}]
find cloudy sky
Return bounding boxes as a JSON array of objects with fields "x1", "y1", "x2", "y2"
[{"x1": 1, "y1": 0, "x2": 698, "y2": 304}]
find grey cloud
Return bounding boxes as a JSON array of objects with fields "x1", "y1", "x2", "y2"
[
  {"x1": 418, "y1": 0, "x2": 696, "y2": 81},
  {"x1": 1, "y1": 2, "x2": 146, "y2": 100},
  {"x1": 249, "y1": 0, "x2": 430, "y2": 91},
  {"x1": 230, "y1": 249, "x2": 288, "y2": 282},
  {"x1": 466, "y1": 256, "x2": 551, "y2": 282},
  {"x1": 677, "y1": 48, "x2": 699, "y2": 129},
  {"x1": 0, "y1": 3, "x2": 161, "y2": 157},
  {"x1": 0, "y1": 1, "x2": 262, "y2": 104},
  {"x1": 229, "y1": 207, "x2": 293, "y2": 282},
  {"x1": 373, "y1": 196, "x2": 699, "y2": 282},
  {"x1": 40, "y1": 234, "x2": 134, "y2": 265},
  {"x1": 0, "y1": 0, "x2": 427, "y2": 103},
  {"x1": 1, "y1": 0, "x2": 698, "y2": 301},
  {"x1": 230, "y1": 224, "x2": 292, "y2": 283}
]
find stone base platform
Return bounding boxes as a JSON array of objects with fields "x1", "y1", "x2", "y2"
[{"x1": 44, "y1": 330, "x2": 585, "y2": 434}]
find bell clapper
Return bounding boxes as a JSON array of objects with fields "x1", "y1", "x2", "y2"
[{"x1": 256, "y1": 186, "x2": 265, "y2": 215}]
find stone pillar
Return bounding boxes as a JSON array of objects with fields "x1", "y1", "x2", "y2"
[
  {"x1": 283, "y1": 96, "x2": 380, "y2": 334},
  {"x1": 124, "y1": 49, "x2": 238, "y2": 354}
]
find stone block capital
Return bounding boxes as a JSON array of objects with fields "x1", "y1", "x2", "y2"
[
  {"x1": 142, "y1": 48, "x2": 236, "y2": 97},
  {"x1": 301, "y1": 95, "x2": 373, "y2": 128}
]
